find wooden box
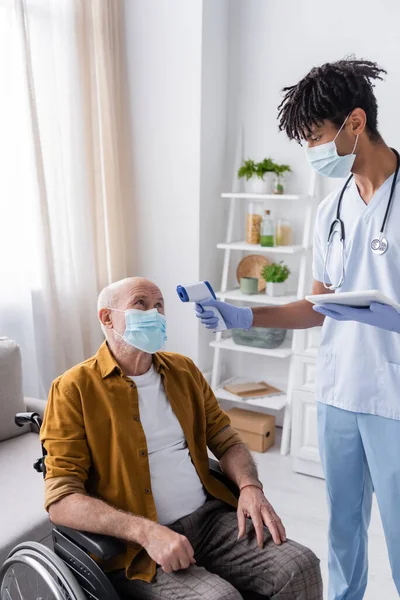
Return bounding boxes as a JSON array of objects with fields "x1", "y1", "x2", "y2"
[{"x1": 227, "y1": 408, "x2": 275, "y2": 453}]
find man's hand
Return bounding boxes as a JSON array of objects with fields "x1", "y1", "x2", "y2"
[
  {"x1": 142, "y1": 522, "x2": 196, "y2": 573},
  {"x1": 237, "y1": 486, "x2": 286, "y2": 548}
]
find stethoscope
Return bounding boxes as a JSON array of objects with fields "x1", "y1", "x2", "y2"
[{"x1": 323, "y1": 148, "x2": 400, "y2": 290}]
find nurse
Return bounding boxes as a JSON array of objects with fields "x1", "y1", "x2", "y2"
[{"x1": 196, "y1": 59, "x2": 400, "y2": 600}]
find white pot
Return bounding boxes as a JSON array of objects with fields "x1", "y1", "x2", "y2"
[
  {"x1": 245, "y1": 173, "x2": 274, "y2": 194},
  {"x1": 263, "y1": 172, "x2": 275, "y2": 192},
  {"x1": 266, "y1": 281, "x2": 286, "y2": 297}
]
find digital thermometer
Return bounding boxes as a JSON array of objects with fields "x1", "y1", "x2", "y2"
[{"x1": 176, "y1": 281, "x2": 227, "y2": 332}]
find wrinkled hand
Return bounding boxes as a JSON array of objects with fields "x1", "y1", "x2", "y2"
[
  {"x1": 195, "y1": 298, "x2": 253, "y2": 331},
  {"x1": 313, "y1": 302, "x2": 400, "y2": 333},
  {"x1": 143, "y1": 523, "x2": 196, "y2": 573},
  {"x1": 237, "y1": 487, "x2": 286, "y2": 548}
]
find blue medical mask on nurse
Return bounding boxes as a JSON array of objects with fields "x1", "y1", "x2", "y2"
[
  {"x1": 305, "y1": 114, "x2": 359, "y2": 178},
  {"x1": 110, "y1": 308, "x2": 167, "y2": 354}
]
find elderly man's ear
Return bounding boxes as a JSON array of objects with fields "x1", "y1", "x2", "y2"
[{"x1": 99, "y1": 308, "x2": 113, "y2": 330}]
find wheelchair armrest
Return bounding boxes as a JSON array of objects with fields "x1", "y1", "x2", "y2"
[
  {"x1": 15, "y1": 412, "x2": 42, "y2": 431},
  {"x1": 208, "y1": 458, "x2": 239, "y2": 498},
  {"x1": 55, "y1": 525, "x2": 125, "y2": 561}
]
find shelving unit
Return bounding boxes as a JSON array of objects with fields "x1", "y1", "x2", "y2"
[
  {"x1": 221, "y1": 193, "x2": 308, "y2": 201},
  {"x1": 210, "y1": 337, "x2": 293, "y2": 359},
  {"x1": 210, "y1": 180, "x2": 317, "y2": 456},
  {"x1": 214, "y1": 387, "x2": 287, "y2": 411},
  {"x1": 217, "y1": 242, "x2": 306, "y2": 254},
  {"x1": 216, "y1": 289, "x2": 298, "y2": 306}
]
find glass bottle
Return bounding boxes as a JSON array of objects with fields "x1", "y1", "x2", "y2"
[
  {"x1": 276, "y1": 218, "x2": 293, "y2": 246},
  {"x1": 273, "y1": 173, "x2": 285, "y2": 195},
  {"x1": 260, "y1": 210, "x2": 275, "y2": 247},
  {"x1": 246, "y1": 203, "x2": 262, "y2": 244}
]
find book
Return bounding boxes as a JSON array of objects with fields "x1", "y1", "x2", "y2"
[{"x1": 223, "y1": 381, "x2": 283, "y2": 398}]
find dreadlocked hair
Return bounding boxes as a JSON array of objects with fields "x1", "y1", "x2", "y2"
[{"x1": 277, "y1": 58, "x2": 386, "y2": 143}]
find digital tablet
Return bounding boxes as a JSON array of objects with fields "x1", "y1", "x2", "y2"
[{"x1": 306, "y1": 290, "x2": 400, "y2": 313}]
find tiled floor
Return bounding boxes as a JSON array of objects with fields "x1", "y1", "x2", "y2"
[{"x1": 255, "y1": 431, "x2": 397, "y2": 599}]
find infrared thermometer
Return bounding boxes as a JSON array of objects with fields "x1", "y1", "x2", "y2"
[{"x1": 176, "y1": 281, "x2": 227, "y2": 332}]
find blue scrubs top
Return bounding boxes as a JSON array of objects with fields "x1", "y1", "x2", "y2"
[{"x1": 313, "y1": 175, "x2": 400, "y2": 420}]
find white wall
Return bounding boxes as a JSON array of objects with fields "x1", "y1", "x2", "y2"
[
  {"x1": 227, "y1": 0, "x2": 400, "y2": 200},
  {"x1": 123, "y1": 0, "x2": 231, "y2": 368},
  {"x1": 198, "y1": 0, "x2": 229, "y2": 369},
  {"x1": 123, "y1": 0, "x2": 203, "y2": 360}
]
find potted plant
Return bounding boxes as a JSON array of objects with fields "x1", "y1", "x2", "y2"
[
  {"x1": 238, "y1": 158, "x2": 275, "y2": 194},
  {"x1": 256, "y1": 158, "x2": 276, "y2": 193},
  {"x1": 272, "y1": 163, "x2": 291, "y2": 195},
  {"x1": 261, "y1": 261, "x2": 290, "y2": 296}
]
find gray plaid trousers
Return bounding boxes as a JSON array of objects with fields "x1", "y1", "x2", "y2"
[{"x1": 109, "y1": 499, "x2": 323, "y2": 600}]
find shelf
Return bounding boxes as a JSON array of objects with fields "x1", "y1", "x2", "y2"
[
  {"x1": 217, "y1": 241, "x2": 306, "y2": 254},
  {"x1": 214, "y1": 384, "x2": 287, "y2": 411},
  {"x1": 221, "y1": 192, "x2": 307, "y2": 201},
  {"x1": 210, "y1": 337, "x2": 293, "y2": 358},
  {"x1": 216, "y1": 289, "x2": 298, "y2": 305}
]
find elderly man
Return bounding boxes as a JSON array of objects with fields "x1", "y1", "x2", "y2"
[{"x1": 41, "y1": 277, "x2": 322, "y2": 600}]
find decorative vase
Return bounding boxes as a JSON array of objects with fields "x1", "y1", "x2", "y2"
[
  {"x1": 240, "y1": 277, "x2": 259, "y2": 295},
  {"x1": 245, "y1": 173, "x2": 274, "y2": 194},
  {"x1": 245, "y1": 176, "x2": 267, "y2": 194},
  {"x1": 266, "y1": 281, "x2": 286, "y2": 297},
  {"x1": 263, "y1": 172, "x2": 275, "y2": 193}
]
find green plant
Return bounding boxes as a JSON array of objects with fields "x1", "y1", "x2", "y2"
[
  {"x1": 237, "y1": 159, "x2": 256, "y2": 181},
  {"x1": 256, "y1": 158, "x2": 275, "y2": 177},
  {"x1": 261, "y1": 261, "x2": 290, "y2": 283},
  {"x1": 273, "y1": 163, "x2": 291, "y2": 175},
  {"x1": 237, "y1": 157, "x2": 275, "y2": 181}
]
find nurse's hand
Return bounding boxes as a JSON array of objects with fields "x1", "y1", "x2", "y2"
[
  {"x1": 313, "y1": 302, "x2": 400, "y2": 333},
  {"x1": 195, "y1": 298, "x2": 253, "y2": 330}
]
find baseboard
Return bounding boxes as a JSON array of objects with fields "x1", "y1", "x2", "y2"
[{"x1": 292, "y1": 456, "x2": 324, "y2": 479}]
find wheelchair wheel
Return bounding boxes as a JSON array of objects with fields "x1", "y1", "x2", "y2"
[{"x1": 0, "y1": 541, "x2": 86, "y2": 600}]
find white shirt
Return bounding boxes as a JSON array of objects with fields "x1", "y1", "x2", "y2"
[
  {"x1": 313, "y1": 174, "x2": 400, "y2": 420},
  {"x1": 130, "y1": 366, "x2": 207, "y2": 525}
]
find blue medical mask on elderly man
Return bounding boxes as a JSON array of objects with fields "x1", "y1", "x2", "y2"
[
  {"x1": 305, "y1": 114, "x2": 359, "y2": 178},
  {"x1": 109, "y1": 308, "x2": 167, "y2": 354}
]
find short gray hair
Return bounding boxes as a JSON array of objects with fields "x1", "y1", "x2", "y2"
[{"x1": 97, "y1": 279, "x2": 132, "y2": 336}]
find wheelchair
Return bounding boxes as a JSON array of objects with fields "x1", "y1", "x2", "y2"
[{"x1": 0, "y1": 412, "x2": 266, "y2": 600}]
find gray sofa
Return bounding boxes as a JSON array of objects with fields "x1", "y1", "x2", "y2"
[{"x1": 0, "y1": 337, "x2": 51, "y2": 565}]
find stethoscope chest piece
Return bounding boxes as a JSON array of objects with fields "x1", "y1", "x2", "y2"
[{"x1": 370, "y1": 236, "x2": 389, "y2": 255}]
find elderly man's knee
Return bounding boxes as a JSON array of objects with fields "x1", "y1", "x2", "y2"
[
  {"x1": 207, "y1": 585, "x2": 243, "y2": 600},
  {"x1": 216, "y1": 589, "x2": 243, "y2": 600},
  {"x1": 297, "y1": 546, "x2": 320, "y2": 572},
  {"x1": 276, "y1": 543, "x2": 321, "y2": 587},
  {"x1": 283, "y1": 544, "x2": 322, "y2": 593}
]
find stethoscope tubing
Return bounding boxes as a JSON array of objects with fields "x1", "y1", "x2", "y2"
[
  {"x1": 323, "y1": 148, "x2": 399, "y2": 290},
  {"x1": 329, "y1": 147, "x2": 400, "y2": 245}
]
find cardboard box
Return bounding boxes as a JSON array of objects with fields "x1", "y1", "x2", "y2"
[{"x1": 227, "y1": 408, "x2": 275, "y2": 453}]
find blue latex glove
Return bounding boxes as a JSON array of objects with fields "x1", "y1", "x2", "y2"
[
  {"x1": 313, "y1": 302, "x2": 400, "y2": 333},
  {"x1": 195, "y1": 298, "x2": 253, "y2": 331}
]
